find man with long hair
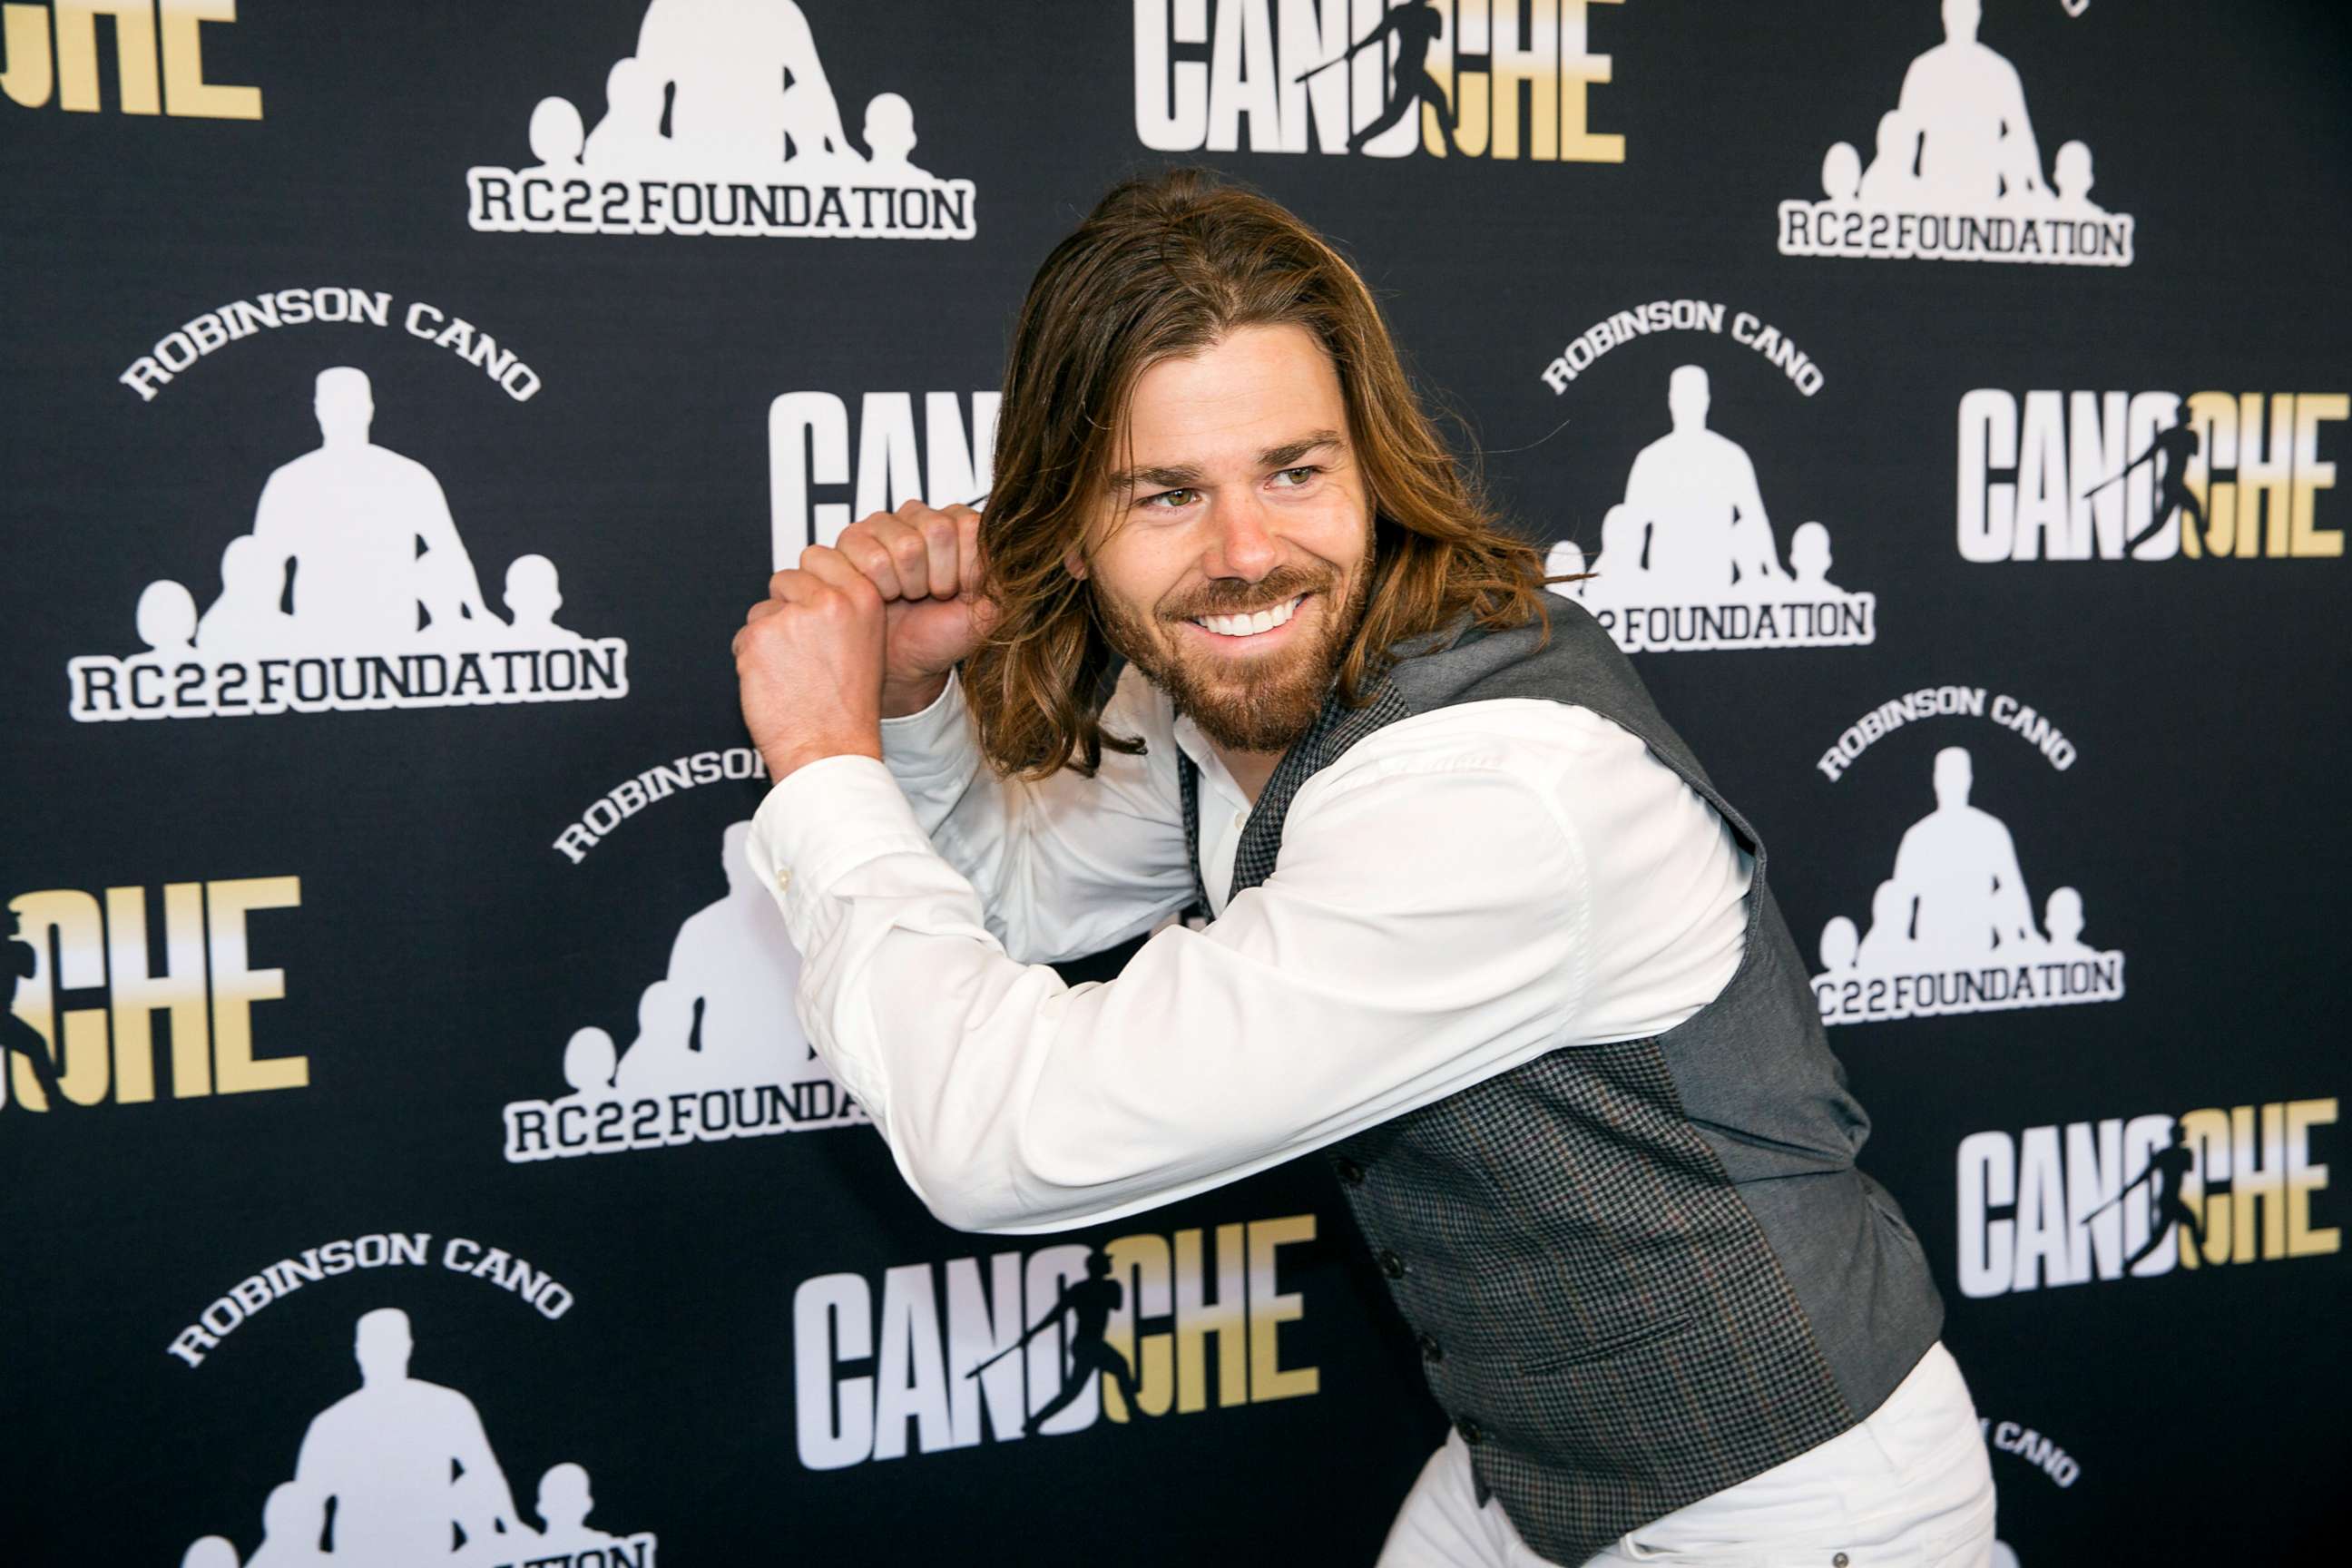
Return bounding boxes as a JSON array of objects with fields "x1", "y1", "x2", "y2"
[{"x1": 731, "y1": 170, "x2": 1992, "y2": 1566}]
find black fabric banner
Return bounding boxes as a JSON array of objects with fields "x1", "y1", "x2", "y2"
[{"x1": 5, "y1": 2, "x2": 2347, "y2": 1563}]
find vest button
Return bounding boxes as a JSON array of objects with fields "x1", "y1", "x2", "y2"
[
  {"x1": 1833, "y1": 1556, "x2": 1849, "y2": 1568},
  {"x1": 1334, "y1": 1157, "x2": 1365, "y2": 1186},
  {"x1": 1455, "y1": 1416, "x2": 1484, "y2": 1446},
  {"x1": 1417, "y1": 1332, "x2": 1443, "y2": 1363},
  {"x1": 1378, "y1": 1249, "x2": 1406, "y2": 1279}
]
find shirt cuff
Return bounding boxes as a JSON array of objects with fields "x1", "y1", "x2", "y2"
[
  {"x1": 745, "y1": 753, "x2": 946, "y2": 943},
  {"x1": 878, "y1": 666, "x2": 980, "y2": 788}
]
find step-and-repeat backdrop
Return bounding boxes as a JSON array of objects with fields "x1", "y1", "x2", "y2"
[{"x1": 5, "y1": 2, "x2": 2347, "y2": 1563}]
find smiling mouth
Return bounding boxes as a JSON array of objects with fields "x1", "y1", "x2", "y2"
[{"x1": 1185, "y1": 593, "x2": 1309, "y2": 642}]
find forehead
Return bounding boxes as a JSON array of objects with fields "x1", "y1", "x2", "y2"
[{"x1": 1120, "y1": 322, "x2": 1344, "y2": 465}]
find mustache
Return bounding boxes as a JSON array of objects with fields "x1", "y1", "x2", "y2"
[{"x1": 1161, "y1": 567, "x2": 1330, "y2": 622}]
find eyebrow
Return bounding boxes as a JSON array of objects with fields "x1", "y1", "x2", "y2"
[{"x1": 1104, "y1": 428, "x2": 1346, "y2": 495}]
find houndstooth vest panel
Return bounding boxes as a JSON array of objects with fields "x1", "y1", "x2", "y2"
[{"x1": 1175, "y1": 603, "x2": 1944, "y2": 1565}]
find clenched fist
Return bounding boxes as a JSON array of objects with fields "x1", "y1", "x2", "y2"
[{"x1": 734, "y1": 500, "x2": 999, "y2": 780}]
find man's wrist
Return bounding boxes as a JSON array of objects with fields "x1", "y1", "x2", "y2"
[
  {"x1": 880, "y1": 671, "x2": 952, "y2": 720},
  {"x1": 762, "y1": 734, "x2": 884, "y2": 782}
]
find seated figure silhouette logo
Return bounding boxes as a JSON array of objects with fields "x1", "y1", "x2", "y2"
[
  {"x1": 1811, "y1": 747, "x2": 2125, "y2": 1024},
  {"x1": 503, "y1": 821, "x2": 867, "y2": 1161},
  {"x1": 1545, "y1": 365, "x2": 1875, "y2": 653},
  {"x1": 180, "y1": 1308, "x2": 656, "y2": 1567},
  {"x1": 1778, "y1": 0, "x2": 2135, "y2": 266},
  {"x1": 67, "y1": 368, "x2": 629, "y2": 721},
  {"x1": 287, "y1": 1308, "x2": 521, "y2": 1563},
  {"x1": 466, "y1": 0, "x2": 977, "y2": 240}
]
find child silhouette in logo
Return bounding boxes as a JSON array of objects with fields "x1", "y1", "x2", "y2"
[
  {"x1": 860, "y1": 93, "x2": 935, "y2": 185},
  {"x1": 131, "y1": 580, "x2": 201, "y2": 666},
  {"x1": 527, "y1": 1463, "x2": 617, "y2": 1556},
  {"x1": 244, "y1": 1482, "x2": 328, "y2": 1568},
  {"x1": 498, "y1": 554, "x2": 582, "y2": 646},
  {"x1": 198, "y1": 536, "x2": 299, "y2": 655}
]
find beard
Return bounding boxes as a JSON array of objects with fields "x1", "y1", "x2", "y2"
[{"x1": 1091, "y1": 554, "x2": 1374, "y2": 756}]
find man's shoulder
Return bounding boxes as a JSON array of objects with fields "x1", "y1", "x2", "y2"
[
  {"x1": 1316, "y1": 662, "x2": 1679, "y2": 826},
  {"x1": 1387, "y1": 603, "x2": 1653, "y2": 720}
]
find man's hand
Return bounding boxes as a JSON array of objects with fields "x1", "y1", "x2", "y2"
[
  {"x1": 734, "y1": 546, "x2": 891, "y2": 781},
  {"x1": 734, "y1": 500, "x2": 1000, "y2": 780},
  {"x1": 827, "y1": 500, "x2": 1000, "y2": 716}
]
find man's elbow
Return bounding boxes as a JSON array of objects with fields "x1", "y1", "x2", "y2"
[
  {"x1": 898, "y1": 1144, "x2": 1039, "y2": 1235},
  {"x1": 910, "y1": 1180, "x2": 1045, "y2": 1236}
]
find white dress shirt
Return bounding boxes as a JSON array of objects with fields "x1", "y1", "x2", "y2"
[{"x1": 746, "y1": 661, "x2": 1753, "y2": 1236}]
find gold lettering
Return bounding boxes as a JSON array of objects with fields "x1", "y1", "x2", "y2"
[
  {"x1": 2229, "y1": 1103, "x2": 2287, "y2": 1264},
  {"x1": 1, "y1": 3, "x2": 54, "y2": 107},
  {"x1": 1172, "y1": 1223, "x2": 1249, "y2": 1413},
  {"x1": 2237, "y1": 393, "x2": 2297, "y2": 559},
  {"x1": 104, "y1": 881, "x2": 211, "y2": 1102},
  {"x1": 54, "y1": 0, "x2": 158, "y2": 114},
  {"x1": 1101, "y1": 1232, "x2": 1174, "y2": 1422},
  {"x1": 1246, "y1": 1213, "x2": 1319, "y2": 1403},
  {"x1": 1560, "y1": 0, "x2": 1623, "y2": 162},
  {"x1": 1489, "y1": 0, "x2": 1559, "y2": 160},
  {"x1": 2289, "y1": 394, "x2": 2345, "y2": 558},
  {"x1": 159, "y1": 0, "x2": 258, "y2": 118},
  {"x1": 2285, "y1": 1098, "x2": 2341, "y2": 1258},
  {"x1": 205, "y1": 875, "x2": 304, "y2": 1094}
]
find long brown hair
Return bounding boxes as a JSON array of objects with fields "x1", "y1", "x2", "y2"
[{"x1": 967, "y1": 166, "x2": 1560, "y2": 779}]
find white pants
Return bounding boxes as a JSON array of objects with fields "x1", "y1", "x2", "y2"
[{"x1": 1376, "y1": 1342, "x2": 1995, "y2": 1568}]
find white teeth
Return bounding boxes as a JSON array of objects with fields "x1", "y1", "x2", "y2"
[{"x1": 1195, "y1": 594, "x2": 1304, "y2": 638}]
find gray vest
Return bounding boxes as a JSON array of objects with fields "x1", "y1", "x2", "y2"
[{"x1": 1175, "y1": 603, "x2": 1944, "y2": 1565}]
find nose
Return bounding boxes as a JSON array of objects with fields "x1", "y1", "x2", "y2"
[{"x1": 1201, "y1": 491, "x2": 1280, "y2": 582}]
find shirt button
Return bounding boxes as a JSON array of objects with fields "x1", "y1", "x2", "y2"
[
  {"x1": 1334, "y1": 1157, "x2": 1365, "y2": 1186},
  {"x1": 1418, "y1": 1332, "x2": 1444, "y2": 1363},
  {"x1": 1455, "y1": 1416, "x2": 1483, "y2": 1446},
  {"x1": 1377, "y1": 1249, "x2": 1406, "y2": 1279},
  {"x1": 1230, "y1": 809, "x2": 1245, "y2": 829},
  {"x1": 774, "y1": 867, "x2": 791, "y2": 891},
  {"x1": 1832, "y1": 1556, "x2": 1849, "y2": 1568}
]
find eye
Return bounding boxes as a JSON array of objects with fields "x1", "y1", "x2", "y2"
[
  {"x1": 1139, "y1": 487, "x2": 1199, "y2": 511},
  {"x1": 1269, "y1": 466, "x2": 1321, "y2": 488}
]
